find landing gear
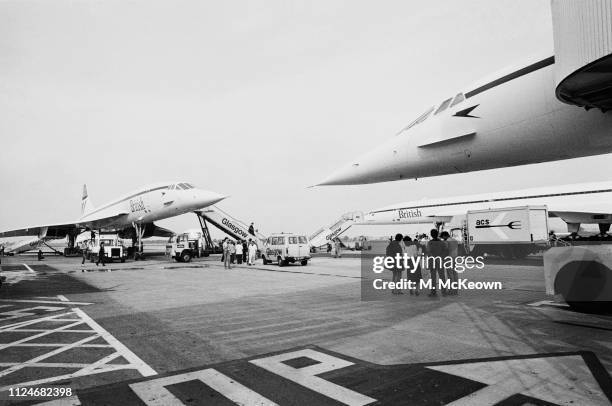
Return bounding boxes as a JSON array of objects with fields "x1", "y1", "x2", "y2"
[{"x1": 132, "y1": 222, "x2": 146, "y2": 261}]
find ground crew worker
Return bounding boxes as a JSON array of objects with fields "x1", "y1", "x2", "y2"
[
  {"x1": 224, "y1": 240, "x2": 232, "y2": 269},
  {"x1": 235, "y1": 240, "x2": 243, "y2": 264},
  {"x1": 248, "y1": 240, "x2": 257, "y2": 265},
  {"x1": 96, "y1": 242, "x2": 106, "y2": 267},
  {"x1": 248, "y1": 223, "x2": 255, "y2": 236},
  {"x1": 81, "y1": 241, "x2": 89, "y2": 265},
  {"x1": 333, "y1": 239, "x2": 342, "y2": 258},
  {"x1": 37, "y1": 249, "x2": 44, "y2": 261}
]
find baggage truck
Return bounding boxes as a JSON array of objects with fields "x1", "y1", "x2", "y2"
[{"x1": 451, "y1": 206, "x2": 549, "y2": 259}]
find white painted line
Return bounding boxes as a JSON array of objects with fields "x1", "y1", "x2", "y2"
[
  {"x1": 0, "y1": 320, "x2": 85, "y2": 351},
  {"x1": 73, "y1": 308, "x2": 157, "y2": 377},
  {"x1": 528, "y1": 300, "x2": 570, "y2": 308},
  {"x1": 57, "y1": 295, "x2": 69, "y2": 302},
  {"x1": 0, "y1": 311, "x2": 74, "y2": 331},
  {"x1": 0, "y1": 333, "x2": 100, "y2": 378},
  {"x1": 33, "y1": 395, "x2": 82, "y2": 406},
  {"x1": 129, "y1": 369, "x2": 279, "y2": 406},
  {"x1": 0, "y1": 299, "x2": 93, "y2": 305},
  {"x1": 14, "y1": 329, "x2": 97, "y2": 333},
  {"x1": 0, "y1": 306, "x2": 67, "y2": 322},
  {"x1": 76, "y1": 352, "x2": 121, "y2": 375},
  {"x1": 10, "y1": 343, "x2": 112, "y2": 348},
  {"x1": 250, "y1": 349, "x2": 377, "y2": 406},
  {"x1": 0, "y1": 362, "x2": 91, "y2": 368},
  {"x1": 23, "y1": 264, "x2": 36, "y2": 274}
]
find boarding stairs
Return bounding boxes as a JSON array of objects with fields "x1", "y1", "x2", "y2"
[
  {"x1": 195, "y1": 206, "x2": 267, "y2": 251},
  {"x1": 309, "y1": 211, "x2": 364, "y2": 250}
]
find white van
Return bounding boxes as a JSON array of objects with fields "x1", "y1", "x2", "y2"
[{"x1": 262, "y1": 233, "x2": 310, "y2": 266}]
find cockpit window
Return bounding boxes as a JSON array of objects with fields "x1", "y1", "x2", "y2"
[
  {"x1": 178, "y1": 183, "x2": 190, "y2": 190},
  {"x1": 185, "y1": 183, "x2": 194, "y2": 189},
  {"x1": 169, "y1": 184, "x2": 175, "y2": 190},
  {"x1": 435, "y1": 98, "x2": 453, "y2": 115},
  {"x1": 450, "y1": 93, "x2": 465, "y2": 107},
  {"x1": 396, "y1": 106, "x2": 434, "y2": 136}
]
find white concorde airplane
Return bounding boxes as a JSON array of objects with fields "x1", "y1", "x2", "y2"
[
  {"x1": 0, "y1": 181, "x2": 226, "y2": 256},
  {"x1": 318, "y1": 55, "x2": 612, "y2": 185},
  {"x1": 362, "y1": 181, "x2": 612, "y2": 232}
]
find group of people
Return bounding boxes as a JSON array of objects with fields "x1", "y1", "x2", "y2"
[
  {"x1": 385, "y1": 229, "x2": 459, "y2": 297},
  {"x1": 221, "y1": 238, "x2": 258, "y2": 269}
]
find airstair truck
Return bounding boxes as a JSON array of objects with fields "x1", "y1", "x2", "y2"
[{"x1": 309, "y1": 212, "x2": 364, "y2": 251}]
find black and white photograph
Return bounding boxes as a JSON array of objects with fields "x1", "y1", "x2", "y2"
[{"x1": 1, "y1": 0, "x2": 612, "y2": 404}]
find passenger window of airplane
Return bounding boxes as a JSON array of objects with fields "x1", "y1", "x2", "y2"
[
  {"x1": 450, "y1": 93, "x2": 465, "y2": 107},
  {"x1": 435, "y1": 98, "x2": 453, "y2": 115}
]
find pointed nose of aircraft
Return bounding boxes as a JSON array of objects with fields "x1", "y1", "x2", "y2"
[
  {"x1": 317, "y1": 162, "x2": 365, "y2": 186},
  {"x1": 317, "y1": 142, "x2": 404, "y2": 185},
  {"x1": 194, "y1": 189, "x2": 228, "y2": 208}
]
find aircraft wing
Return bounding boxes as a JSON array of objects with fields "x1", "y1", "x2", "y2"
[
  {"x1": 0, "y1": 211, "x2": 130, "y2": 239},
  {"x1": 0, "y1": 222, "x2": 80, "y2": 239}
]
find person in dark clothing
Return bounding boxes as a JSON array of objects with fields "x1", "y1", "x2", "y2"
[
  {"x1": 403, "y1": 235, "x2": 421, "y2": 295},
  {"x1": 81, "y1": 242, "x2": 89, "y2": 265},
  {"x1": 96, "y1": 242, "x2": 106, "y2": 267},
  {"x1": 37, "y1": 249, "x2": 44, "y2": 261},
  {"x1": 440, "y1": 231, "x2": 459, "y2": 295},
  {"x1": 386, "y1": 233, "x2": 404, "y2": 295},
  {"x1": 242, "y1": 241, "x2": 248, "y2": 263},
  {"x1": 426, "y1": 229, "x2": 447, "y2": 297},
  {"x1": 248, "y1": 223, "x2": 255, "y2": 236}
]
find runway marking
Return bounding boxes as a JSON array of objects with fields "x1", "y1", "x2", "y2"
[
  {"x1": 0, "y1": 299, "x2": 93, "y2": 306},
  {"x1": 250, "y1": 349, "x2": 377, "y2": 406},
  {"x1": 129, "y1": 369, "x2": 279, "y2": 406},
  {"x1": 527, "y1": 299, "x2": 569, "y2": 308},
  {"x1": 24, "y1": 263, "x2": 36, "y2": 273},
  {"x1": 428, "y1": 354, "x2": 610, "y2": 406},
  {"x1": 30, "y1": 347, "x2": 612, "y2": 406},
  {"x1": 0, "y1": 299, "x2": 157, "y2": 392}
]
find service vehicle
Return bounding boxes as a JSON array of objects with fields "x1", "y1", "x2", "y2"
[
  {"x1": 90, "y1": 234, "x2": 127, "y2": 263},
  {"x1": 262, "y1": 233, "x2": 311, "y2": 266},
  {"x1": 166, "y1": 231, "x2": 206, "y2": 263},
  {"x1": 448, "y1": 205, "x2": 549, "y2": 259}
]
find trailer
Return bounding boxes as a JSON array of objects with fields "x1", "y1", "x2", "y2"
[{"x1": 448, "y1": 206, "x2": 550, "y2": 259}]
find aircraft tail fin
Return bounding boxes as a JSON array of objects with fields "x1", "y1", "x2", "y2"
[{"x1": 81, "y1": 184, "x2": 95, "y2": 217}]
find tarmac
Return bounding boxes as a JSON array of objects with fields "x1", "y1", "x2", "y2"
[{"x1": 0, "y1": 253, "x2": 611, "y2": 405}]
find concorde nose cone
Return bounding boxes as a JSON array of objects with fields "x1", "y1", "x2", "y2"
[
  {"x1": 316, "y1": 162, "x2": 365, "y2": 186},
  {"x1": 195, "y1": 190, "x2": 228, "y2": 208}
]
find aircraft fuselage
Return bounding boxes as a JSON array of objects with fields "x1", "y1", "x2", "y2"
[{"x1": 319, "y1": 57, "x2": 612, "y2": 185}]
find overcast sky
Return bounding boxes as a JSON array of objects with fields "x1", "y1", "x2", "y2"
[{"x1": 1, "y1": 0, "x2": 610, "y2": 239}]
